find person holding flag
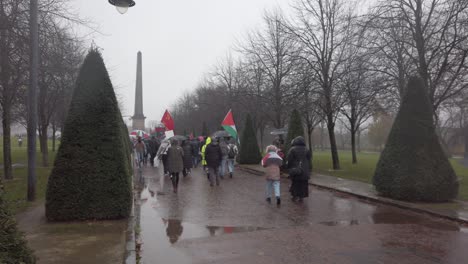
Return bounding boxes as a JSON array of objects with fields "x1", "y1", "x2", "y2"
[
  {"x1": 161, "y1": 110, "x2": 175, "y2": 138},
  {"x1": 222, "y1": 110, "x2": 239, "y2": 178}
]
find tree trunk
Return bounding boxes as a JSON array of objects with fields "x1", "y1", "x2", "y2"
[
  {"x1": 52, "y1": 124, "x2": 56, "y2": 152},
  {"x1": 464, "y1": 125, "x2": 468, "y2": 159},
  {"x1": 357, "y1": 129, "x2": 361, "y2": 153},
  {"x1": 307, "y1": 125, "x2": 313, "y2": 152},
  {"x1": 351, "y1": 128, "x2": 357, "y2": 164},
  {"x1": 2, "y1": 105, "x2": 12, "y2": 180},
  {"x1": 320, "y1": 122, "x2": 325, "y2": 151},
  {"x1": 39, "y1": 126, "x2": 48, "y2": 167},
  {"x1": 326, "y1": 114, "x2": 340, "y2": 170}
]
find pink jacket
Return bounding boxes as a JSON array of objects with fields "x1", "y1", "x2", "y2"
[{"x1": 261, "y1": 152, "x2": 282, "y2": 181}]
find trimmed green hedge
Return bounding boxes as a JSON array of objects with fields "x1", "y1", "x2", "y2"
[
  {"x1": 0, "y1": 180, "x2": 35, "y2": 263},
  {"x1": 45, "y1": 49, "x2": 131, "y2": 221},
  {"x1": 373, "y1": 77, "x2": 459, "y2": 202},
  {"x1": 239, "y1": 114, "x2": 262, "y2": 164}
]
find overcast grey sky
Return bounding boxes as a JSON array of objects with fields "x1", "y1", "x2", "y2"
[{"x1": 71, "y1": 0, "x2": 292, "y2": 126}]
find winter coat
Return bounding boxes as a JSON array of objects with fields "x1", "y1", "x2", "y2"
[
  {"x1": 167, "y1": 145, "x2": 184, "y2": 173},
  {"x1": 182, "y1": 143, "x2": 193, "y2": 169},
  {"x1": 201, "y1": 137, "x2": 212, "y2": 166},
  {"x1": 134, "y1": 141, "x2": 145, "y2": 154},
  {"x1": 262, "y1": 151, "x2": 283, "y2": 181},
  {"x1": 220, "y1": 141, "x2": 229, "y2": 159},
  {"x1": 287, "y1": 137, "x2": 311, "y2": 181},
  {"x1": 156, "y1": 140, "x2": 170, "y2": 160},
  {"x1": 227, "y1": 144, "x2": 238, "y2": 160},
  {"x1": 147, "y1": 138, "x2": 160, "y2": 155},
  {"x1": 205, "y1": 142, "x2": 222, "y2": 168},
  {"x1": 190, "y1": 140, "x2": 200, "y2": 156}
]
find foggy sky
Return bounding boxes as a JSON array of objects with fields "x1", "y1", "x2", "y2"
[{"x1": 71, "y1": 0, "x2": 292, "y2": 127}]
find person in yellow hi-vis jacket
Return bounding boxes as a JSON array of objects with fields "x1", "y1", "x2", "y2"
[{"x1": 201, "y1": 137, "x2": 212, "y2": 180}]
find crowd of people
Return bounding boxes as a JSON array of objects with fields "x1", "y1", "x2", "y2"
[{"x1": 132, "y1": 134, "x2": 311, "y2": 206}]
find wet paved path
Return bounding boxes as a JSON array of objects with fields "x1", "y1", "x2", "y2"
[{"x1": 137, "y1": 166, "x2": 468, "y2": 264}]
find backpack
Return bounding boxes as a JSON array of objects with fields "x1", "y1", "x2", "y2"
[{"x1": 228, "y1": 144, "x2": 237, "y2": 159}]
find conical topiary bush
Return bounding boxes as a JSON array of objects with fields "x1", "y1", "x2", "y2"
[
  {"x1": 0, "y1": 181, "x2": 35, "y2": 263},
  {"x1": 239, "y1": 114, "x2": 262, "y2": 164},
  {"x1": 372, "y1": 77, "x2": 458, "y2": 202},
  {"x1": 285, "y1": 109, "x2": 304, "y2": 155},
  {"x1": 46, "y1": 49, "x2": 131, "y2": 221}
]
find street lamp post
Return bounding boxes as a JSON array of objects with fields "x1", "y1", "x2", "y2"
[{"x1": 27, "y1": 0, "x2": 136, "y2": 201}]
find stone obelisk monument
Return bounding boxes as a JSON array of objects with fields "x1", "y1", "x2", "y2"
[{"x1": 132, "y1": 51, "x2": 146, "y2": 130}]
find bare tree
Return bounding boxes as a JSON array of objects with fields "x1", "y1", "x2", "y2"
[
  {"x1": 287, "y1": 0, "x2": 355, "y2": 169},
  {"x1": 376, "y1": 0, "x2": 468, "y2": 112},
  {"x1": 241, "y1": 10, "x2": 300, "y2": 129},
  {"x1": 0, "y1": 0, "x2": 29, "y2": 179}
]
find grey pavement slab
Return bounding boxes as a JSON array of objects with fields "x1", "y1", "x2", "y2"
[
  {"x1": 240, "y1": 164, "x2": 468, "y2": 224},
  {"x1": 135, "y1": 165, "x2": 468, "y2": 264}
]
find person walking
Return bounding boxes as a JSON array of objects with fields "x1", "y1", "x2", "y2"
[
  {"x1": 201, "y1": 137, "x2": 212, "y2": 179},
  {"x1": 226, "y1": 139, "x2": 238, "y2": 178},
  {"x1": 167, "y1": 139, "x2": 184, "y2": 193},
  {"x1": 157, "y1": 139, "x2": 171, "y2": 175},
  {"x1": 205, "y1": 138, "x2": 222, "y2": 187},
  {"x1": 182, "y1": 140, "x2": 193, "y2": 177},
  {"x1": 148, "y1": 136, "x2": 160, "y2": 167},
  {"x1": 190, "y1": 139, "x2": 200, "y2": 168},
  {"x1": 134, "y1": 136, "x2": 146, "y2": 168},
  {"x1": 219, "y1": 139, "x2": 229, "y2": 178},
  {"x1": 262, "y1": 145, "x2": 283, "y2": 205},
  {"x1": 287, "y1": 136, "x2": 311, "y2": 202}
]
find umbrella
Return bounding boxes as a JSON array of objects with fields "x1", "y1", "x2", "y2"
[
  {"x1": 270, "y1": 128, "x2": 288, "y2": 136},
  {"x1": 212, "y1": 130, "x2": 231, "y2": 139},
  {"x1": 130, "y1": 130, "x2": 150, "y2": 139},
  {"x1": 169, "y1": 135, "x2": 188, "y2": 142},
  {"x1": 263, "y1": 152, "x2": 283, "y2": 167}
]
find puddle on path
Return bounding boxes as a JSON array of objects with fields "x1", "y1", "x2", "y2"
[{"x1": 139, "y1": 187, "x2": 268, "y2": 264}]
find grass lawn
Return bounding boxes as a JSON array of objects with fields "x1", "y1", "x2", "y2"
[
  {"x1": 313, "y1": 150, "x2": 468, "y2": 201},
  {"x1": 1, "y1": 138, "x2": 58, "y2": 213}
]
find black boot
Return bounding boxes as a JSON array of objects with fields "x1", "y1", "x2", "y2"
[
  {"x1": 266, "y1": 197, "x2": 271, "y2": 203},
  {"x1": 276, "y1": 197, "x2": 281, "y2": 205},
  {"x1": 230, "y1": 172, "x2": 233, "y2": 178}
]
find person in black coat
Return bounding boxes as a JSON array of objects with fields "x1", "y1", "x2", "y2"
[
  {"x1": 287, "y1": 136, "x2": 311, "y2": 202},
  {"x1": 190, "y1": 139, "x2": 200, "y2": 168},
  {"x1": 182, "y1": 141, "x2": 193, "y2": 177},
  {"x1": 148, "y1": 136, "x2": 160, "y2": 167},
  {"x1": 205, "y1": 138, "x2": 223, "y2": 186}
]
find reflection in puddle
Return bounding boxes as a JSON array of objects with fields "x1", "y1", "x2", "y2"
[
  {"x1": 319, "y1": 220, "x2": 360, "y2": 226},
  {"x1": 163, "y1": 218, "x2": 268, "y2": 244}
]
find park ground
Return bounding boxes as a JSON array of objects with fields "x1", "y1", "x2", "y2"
[
  {"x1": 135, "y1": 165, "x2": 468, "y2": 263},
  {"x1": 3, "y1": 143, "x2": 468, "y2": 211},
  {"x1": 2, "y1": 144, "x2": 468, "y2": 263}
]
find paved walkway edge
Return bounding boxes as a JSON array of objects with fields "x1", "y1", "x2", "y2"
[
  {"x1": 238, "y1": 165, "x2": 468, "y2": 225},
  {"x1": 124, "y1": 161, "x2": 137, "y2": 264}
]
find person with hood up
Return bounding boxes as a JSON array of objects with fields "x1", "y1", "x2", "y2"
[
  {"x1": 167, "y1": 138, "x2": 184, "y2": 193},
  {"x1": 156, "y1": 139, "x2": 171, "y2": 176},
  {"x1": 148, "y1": 136, "x2": 160, "y2": 167},
  {"x1": 205, "y1": 137, "x2": 223, "y2": 186},
  {"x1": 134, "y1": 136, "x2": 146, "y2": 168},
  {"x1": 262, "y1": 145, "x2": 283, "y2": 205},
  {"x1": 201, "y1": 137, "x2": 212, "y2": 179},
  {"x1": 287, "y1": 136, "x2": 311, "y2": 202},
  {"x1": 182, "y1": 140, "x2": 193, "y2": 177}
]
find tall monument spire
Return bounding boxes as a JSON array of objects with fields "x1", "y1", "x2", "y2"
[{"x1": 132, "y1": 51, "x2": 146, "y2": 130}]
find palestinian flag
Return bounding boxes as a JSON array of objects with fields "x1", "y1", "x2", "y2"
[{"x1": 221, "y1": 110, "x2": 238, "y2": 139}]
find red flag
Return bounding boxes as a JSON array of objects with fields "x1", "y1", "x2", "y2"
[{"x1": 161, "y1": 110, "x2": 174, "y2": 131}]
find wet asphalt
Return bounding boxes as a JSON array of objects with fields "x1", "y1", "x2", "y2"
[{"x1": 136, "y1": 165, "x2": 468, "y2": 264}]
